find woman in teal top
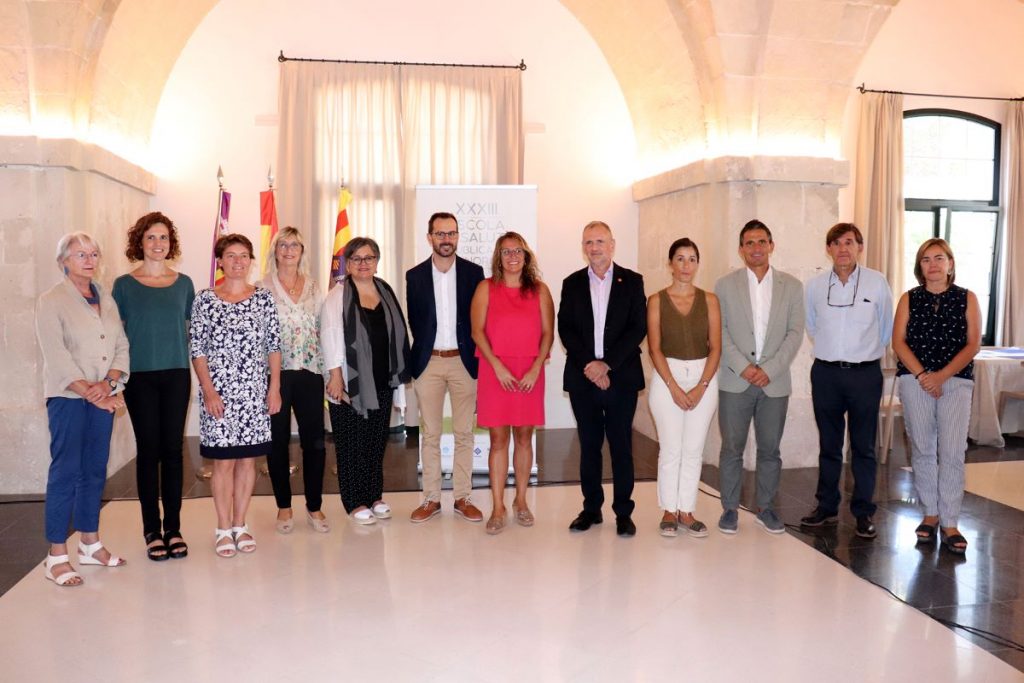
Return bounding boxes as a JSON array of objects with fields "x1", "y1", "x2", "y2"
[{"x1": 112, "y1": 212, "x2": 195, "y2": 561}]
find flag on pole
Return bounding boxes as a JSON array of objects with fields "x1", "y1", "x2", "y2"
[
  {"x1": 259, "y1": 189, "x2": 279, "y2": 276},
  {"x1": 329, "y1": 186, "x2": 353, "y2": 288},
  {"x1": 209, "y1": 188, "x2": 231, "y2": 287}
]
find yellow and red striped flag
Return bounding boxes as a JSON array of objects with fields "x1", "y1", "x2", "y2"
[
  {"x1": 209, "y1": 188, "x2": 231, "y2": 287},
  {"x1": 329, "y1": 186, "x2": 353, "y2": 288},
  {"x1": 259, "y1": 189, "x2": 279, "y2": 276}
]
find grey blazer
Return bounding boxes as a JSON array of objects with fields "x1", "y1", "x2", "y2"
[{"x1": 713, "y1": 267, "x2": 805, "y2": 397}]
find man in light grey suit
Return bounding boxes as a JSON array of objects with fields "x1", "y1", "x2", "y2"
[{"x1": 714, "y1": 219, "x2": 805, "y2": 534}]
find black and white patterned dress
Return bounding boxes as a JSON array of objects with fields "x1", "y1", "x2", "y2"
[{"x1": 190, "y1": 287, "x2": 282, "y2": 458}]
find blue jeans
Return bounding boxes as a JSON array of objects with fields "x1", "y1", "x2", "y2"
[{"x1": 45, "y1": 398, "x2": 114, "y2": 543}]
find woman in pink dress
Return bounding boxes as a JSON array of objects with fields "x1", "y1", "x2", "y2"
[{"x1": 471, "y1": 232, "x2": 555, "y2": 534}]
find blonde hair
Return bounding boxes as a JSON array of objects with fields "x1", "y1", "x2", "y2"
[
  {"x1": 489, "y1": 231, "x2": 541, "y2": 295},
  {"x1": 265, "y1": 226, "x2": 309, "y2": 277}
]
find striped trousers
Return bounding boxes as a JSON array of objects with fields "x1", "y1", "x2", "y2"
[{"x1": 899, "y1": 374, "x2": 974, "y2": 527}]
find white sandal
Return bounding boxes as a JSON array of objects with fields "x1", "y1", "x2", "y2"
[
  {"x1": 232, "y1": 525, "x2": 256, "y2": 553},
  {"x1": 44, "y1": 554, "x2": 83, "y2": 587},
  {"x1": 351, "y1": 508, "x2": 376, "y2": 525},
  {"x1": 78, "y1": 540, "x2": 125, "y2": 567},
  {"x1": 371, "y1": 501, "x2": 392, "y2": 519},
  {"x1": 214, "y1": 528, "x2": 236, "y2": 558}
]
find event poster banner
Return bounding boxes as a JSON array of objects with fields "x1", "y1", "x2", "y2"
[
  {"x1": 414, "y1": 185, "x2": 538, "y2": 276},
  {"x1": 413, "y1": 185, "x2": 539, "y2": 475}
]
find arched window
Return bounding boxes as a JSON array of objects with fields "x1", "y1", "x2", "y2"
[{"x1": 903, "y1": 109, "x2": 1002, "y2": 345}]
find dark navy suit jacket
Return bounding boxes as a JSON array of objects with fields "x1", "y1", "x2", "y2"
[
  {"x1": 405, "y1": 255, "x2": 485, "y2": 379},
  {"x1": 557, "y1": 263, "x2": 647, "y2": 394}
]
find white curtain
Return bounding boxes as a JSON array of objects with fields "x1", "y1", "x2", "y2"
[
  {"x1": 855, "y1": 92, "x2": 905, "y2": 296},
  {"x1": 1002, "y1": 101, "x2": 1024, "y2": 346},
  {"x1": 276, "y1": 61, "x2": 522, "y2": 290}
]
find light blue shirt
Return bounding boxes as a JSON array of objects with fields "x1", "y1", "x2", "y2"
[{"x1": 805, "y1": 264, "x2": 893, "y2": 362}]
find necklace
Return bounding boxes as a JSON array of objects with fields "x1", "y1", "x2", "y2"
[{"x1": 280, "y1": 275, "x2": 300, "y2": 296}]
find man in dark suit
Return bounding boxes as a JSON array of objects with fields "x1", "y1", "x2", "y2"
[
  {"x1": 558, "y1": 221, "x2": 647, "y2": 536},
  {"x1": 405, "y1": 212, "x2": 485, "y2": 524}
]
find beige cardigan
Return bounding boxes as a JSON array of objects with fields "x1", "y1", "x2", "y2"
[{"x1": 36, "y1": 278, "x2": 130, "y2": 399}]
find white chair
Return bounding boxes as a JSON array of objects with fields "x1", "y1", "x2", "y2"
[
  {"x1": 877, "y1": 366, "x2": 902, "y2": 465},
  {"x1": 996, "y1": 361, "x2": 1024, "y2": 436}
]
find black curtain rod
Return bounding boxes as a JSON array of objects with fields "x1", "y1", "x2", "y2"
[
  {"x1": 857, "y1": 83, "x2": 1023, "y2": 102},
  {"x1": 278, "y1": 50, "x2": 526, "y2": 70}
]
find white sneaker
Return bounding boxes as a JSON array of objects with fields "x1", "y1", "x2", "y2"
[
  {"x1": 371, "y1": 501, "x2": 392, "y2": 519},
  {"x1": 351, "y1": 508, "x2": 376, "y2": 525}
]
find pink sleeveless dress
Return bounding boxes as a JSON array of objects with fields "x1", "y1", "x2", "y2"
[{"x1": 476, "y1": 281, "x2": 545, "y2": 427}]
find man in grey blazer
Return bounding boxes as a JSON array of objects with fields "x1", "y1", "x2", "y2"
[{"x1": 714, "y1": 219, "x2": 805, "y2": 534}]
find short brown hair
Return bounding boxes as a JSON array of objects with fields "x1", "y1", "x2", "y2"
[
  {"x1": 825, "y1": 222, "x2": 863, "y2": 247},
  {"x1": 125, "y1": 212, "x2": 181, "y2": 262},
  {"x1": 739, "y1": 219, "x2": 772, "y2": 245},
  {"x1": 913, "y1": 238, "x2": 955, "y2": 286},
  {"x1": 428, "y1": 212, "x2": 458, "y2": 234},
  {"x1": 214, "y1": 233, "x2": 254, "y2": 259}
]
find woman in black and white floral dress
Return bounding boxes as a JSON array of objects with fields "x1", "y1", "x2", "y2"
[{"x1": 190, "y1": 234, "x2": 281, "y2": 558}]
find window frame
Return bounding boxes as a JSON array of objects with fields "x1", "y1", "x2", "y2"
[{"x1": 903, "y1": 108, "x2": 1003, "y2": 346}]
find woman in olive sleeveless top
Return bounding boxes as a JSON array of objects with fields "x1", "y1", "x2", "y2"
[{"x1": 647, "y1": 238, "x2": 722, "y2": 538}]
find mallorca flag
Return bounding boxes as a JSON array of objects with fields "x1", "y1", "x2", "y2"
[
  {"x1": 329, "y1": 186, "x2": 353, "y2": 288},
  {"x1": 209, "y1": 189, "x2": 231, "y2": 287},
  {"x1": 259, "y1": 189, "x2": 279, "y2": 276}
]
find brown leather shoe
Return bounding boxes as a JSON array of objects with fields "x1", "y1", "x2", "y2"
[
  {"x1": 410, "y1": 500, "x2": 441, "y2": 523},
  {"x1": 453, "y1": 498, "x2": 483, "y2": 523}
]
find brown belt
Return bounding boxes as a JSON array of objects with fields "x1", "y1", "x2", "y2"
[{"x1": 431, "y1": 349, "x2": 460, "y2": 358}]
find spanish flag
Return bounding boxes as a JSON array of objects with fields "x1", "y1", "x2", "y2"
[
  {"x1": 209, "y1": 189, "x2": 231, "y2": 287},
  {"x1": 329, "y1": 186, "x2": 353, "y2": 288},
  {"x1": 259, "y1": 189, "x2": 279, "y2": 276}
]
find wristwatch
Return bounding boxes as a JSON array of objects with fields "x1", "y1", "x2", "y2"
[{"x1": 106, "y1": 377, "x2": 118, "y2": 391}]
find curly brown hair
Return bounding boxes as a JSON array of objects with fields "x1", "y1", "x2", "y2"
[
  {"x1": 489, "y1": 231, "x2": 541, "y2": 295},
  {"x1": 125, "y1": 212, "x2": 181, "y2": 262}
]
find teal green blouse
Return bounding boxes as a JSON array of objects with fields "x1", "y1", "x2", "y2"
[{"x1": 112, "y1": 273, "x2": 195, "y2": 372}]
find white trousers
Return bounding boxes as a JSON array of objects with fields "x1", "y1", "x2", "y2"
[{"x1": 649, "y1": 357, "x2": 719, "y2": 512}]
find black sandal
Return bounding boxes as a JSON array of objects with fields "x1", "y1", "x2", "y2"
[
  {"x1": 914, "y1": 523, "x2": 937, "y2": 544},
  {"x1": 145, "y1": 531, "x2": 170, "y2": 562},
  {"x1": 163, "y1": 530, "x2": 189, "y2": 559},
  {"x1": 940, "y1": 529, "x2": 968, "y2": 555}
]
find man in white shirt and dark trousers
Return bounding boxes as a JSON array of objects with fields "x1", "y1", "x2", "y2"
[
  {"x1": 801, "y1": 223, "x2": 894, "y2": 538},
  {"x1": 406, "y1": 212, "x2": 485, "y2": 523},
  {"x1": 714, "y1": 220, "x2": 805, "y2": 534}
]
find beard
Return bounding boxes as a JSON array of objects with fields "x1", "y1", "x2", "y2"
[{"x1": 432, "y1": 243, "x2": 456, "y2": 257}]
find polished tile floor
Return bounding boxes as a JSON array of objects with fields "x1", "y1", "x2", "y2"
[
  {"x1": 1, "y1": 486, "x2": 1021, "y2": 682},
  {"x1": 2, "y1": 429, "x2": 1024, "y2": 680}
]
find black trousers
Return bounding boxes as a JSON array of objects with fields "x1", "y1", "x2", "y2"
[
  {"x1": 329, "y1": 388, "x2": 393, "y2": 514},
  {"x1": 268, "y1": 369, "x2": 327, "y2": 512},
  {"x1": 811, "y1": 360, "x2": 883, "y2": 517},
  {"x1": 569, "y1": 382, "x2": 638, "y2": 519},
  {"x1": 122, "y1": 368, "x2": 191, "y2": 537}
]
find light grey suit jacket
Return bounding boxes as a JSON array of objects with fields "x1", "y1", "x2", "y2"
[{"x1": 714, "y1": 266, "x2": 805, "y2": 397}]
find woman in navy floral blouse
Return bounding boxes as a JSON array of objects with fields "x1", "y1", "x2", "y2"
[{"x1": 190, "y1": 234, "x2": 281, "y2": 558}]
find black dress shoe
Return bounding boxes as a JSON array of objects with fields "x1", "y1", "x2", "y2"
[
  {"x1": 569, "y1": 511, "x2": 603, "y2": 532},
  {"x1": 616, "y1": 516, "x2": 636, "y2": 537},
  {"x1": 855, "y1": 515, "x2": 877, "y2": 539},
  {"x1": 800, "y1": 508, "x2": 838, "y2": 527}
]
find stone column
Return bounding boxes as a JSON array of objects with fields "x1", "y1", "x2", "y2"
[
  {"x1": 632, "y1": 155, "x2": 849, "y2": 469},
  {"x1": 0, "y1": 136, "x2": 153, "y2": 494}
]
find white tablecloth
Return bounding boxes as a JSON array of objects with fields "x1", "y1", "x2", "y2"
[{"x1": 969, "y1": 348, "x2": 1024, "y2": 447}]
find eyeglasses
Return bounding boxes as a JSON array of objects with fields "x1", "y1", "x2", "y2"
[
  {"x1": 826, "y1": 270, "x2": 859, "y2": 308},
  {"x1": 69, "y1": 251, "x2": 100, "y2": 260},
  {"x1": 349, "y1": 255, "x2": 378, "y2": 265},
  {"x1": 431, "y1": 230, "x2": 459, "y2": 240},
  {"x1": 501, "y1": 248, "x2": 524, "y2": 257},
  {"x1": 277, "y1": 241, "x2": 302, "y2": 251}
]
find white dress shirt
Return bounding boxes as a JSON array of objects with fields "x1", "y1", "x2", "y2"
[
  {"x1": 805, "y1": 264, "x2": 894, "y2": 362},
  {"x1": 747, "y1": 266, "x2": 774, "y2": 362},
  {"x1": 588, "y1": 263, "x2": 614, "y2": 359},
  {"x1": 431, "y1": 259, "x2": 458, "y2": 351}
]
